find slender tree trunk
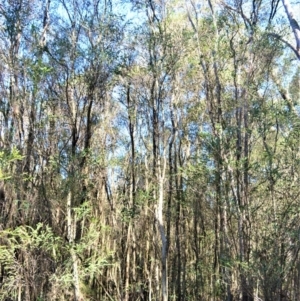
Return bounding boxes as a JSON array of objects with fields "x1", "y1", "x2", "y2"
[
  {"x1": 157, "y1": 157, "x2": 168, "y2": 301},
  {"x1": 67, "y1": 190, "x2": 83, "y2": 301},
  {"x1": 281, "y1": 0, "x2": 300, "y2": 59}
]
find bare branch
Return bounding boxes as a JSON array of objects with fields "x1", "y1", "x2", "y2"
[
  {"x1": 281, "y1": 0, "x2": 300, "y2": 59},
  {"x1": 268, "y1": 32, "x2": 300, "y2": 59}
]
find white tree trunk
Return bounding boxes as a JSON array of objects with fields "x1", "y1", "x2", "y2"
[
  {"x1": 281, "y1": 0, "x2": 300, "y2": 59},
  {"x1": 156, "y1": 155, "x2": 168, "y2": 301},
  {"x1": 157, "y1": 176, "x2": 168, "y2": 301}
]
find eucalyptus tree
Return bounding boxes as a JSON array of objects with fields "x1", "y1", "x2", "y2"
[
  {"x1": 182, "y1": 0, "x2": 298, "y2": 300},
  {"x1": 279, "y1": 0, "x2": 300, "y2": 59},
  {"x1": 115, "y1": 1, "x2": 197, "y2": 300},
  {"x1": 0, "y1": 1, "x2": 60, "y2": 299},
  {"x1": 0, "y1": 0, "x2": 300, "y2": 300},
  {"x1": 0, "y1": 0, "x2": 124, "y2": 300},
  {"x1": 42, "y1": 1, "x2": 124, "y2": 299}
]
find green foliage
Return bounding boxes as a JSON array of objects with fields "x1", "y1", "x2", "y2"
[
  {"x1": 0, "y1": 0, "x2": 300, "y2": 299},
  {"x1": 0, "y1": 147, "x2": 23, "y2": 180}
]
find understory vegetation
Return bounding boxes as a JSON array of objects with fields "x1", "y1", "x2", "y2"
[{"x1": 0, "y1": 0, "x2": 300, "y2": 300}]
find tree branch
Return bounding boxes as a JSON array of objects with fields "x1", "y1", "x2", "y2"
[{"x1": 268, "y1": 32, "x2": 300, "y2": 60}]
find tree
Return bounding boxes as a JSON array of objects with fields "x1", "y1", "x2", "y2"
[{"x1": 0, "y1": 0, "x2": 300, "y2": 300}]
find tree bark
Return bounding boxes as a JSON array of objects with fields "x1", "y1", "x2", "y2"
[{"x1": 281, "y1": 0, "x2": 300, "y2": 59}]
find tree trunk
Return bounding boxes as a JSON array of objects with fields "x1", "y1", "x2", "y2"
[{"x1": 281, "y1": 0, "x2": 300, "y2": 59}]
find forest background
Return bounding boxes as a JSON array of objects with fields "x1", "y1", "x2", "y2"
[{"x1": 0, "y1": 0, "x2": 300, "y2": 300}]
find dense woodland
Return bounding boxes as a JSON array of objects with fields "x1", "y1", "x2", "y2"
[{"x1": 0, "y1": 0, "x2": 300, "y2": 300}]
